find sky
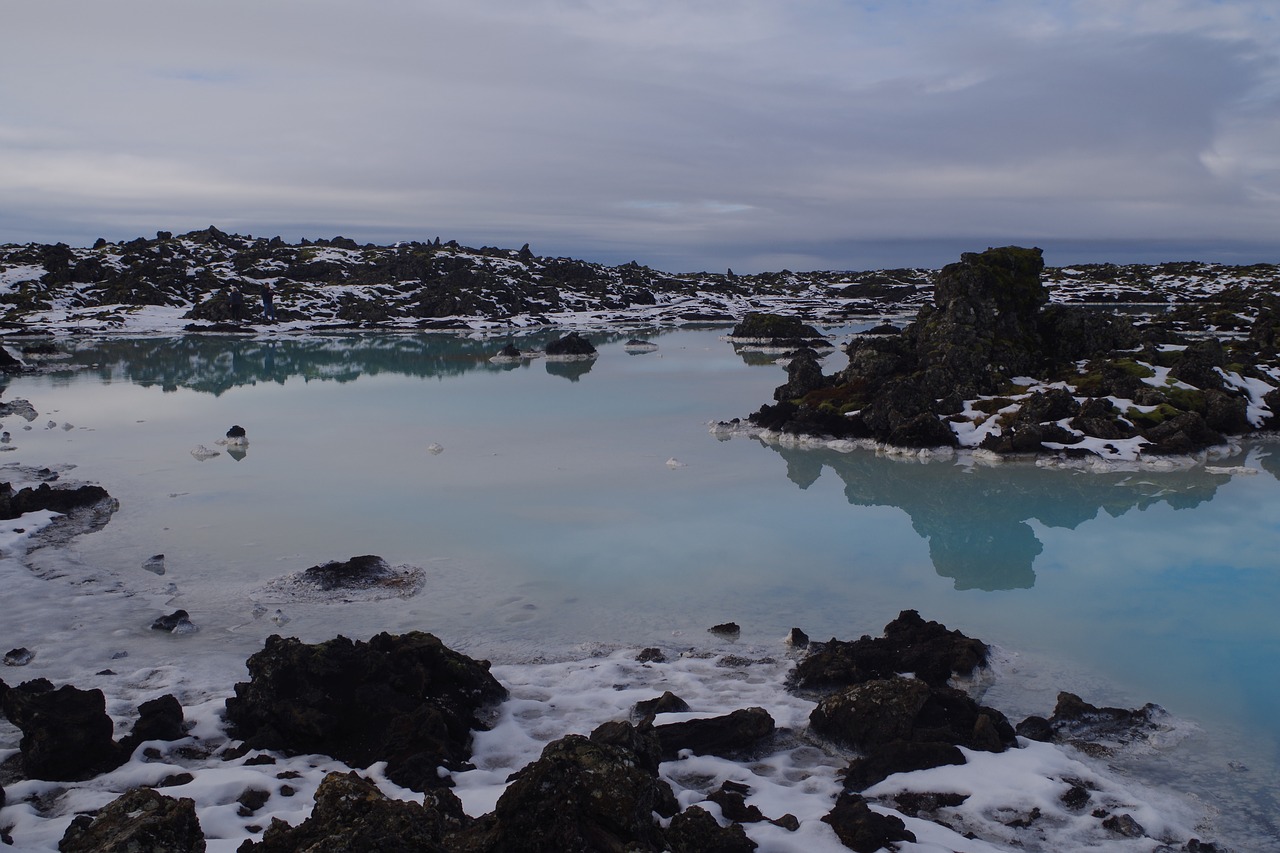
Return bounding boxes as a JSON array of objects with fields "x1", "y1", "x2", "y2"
[{"x1": 2, "y1": 1, "x2": 1278, "y2": 273}]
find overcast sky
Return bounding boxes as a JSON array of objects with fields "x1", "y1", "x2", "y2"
[{"x1": 3, "y1": 1, "x2": 1278, "y2": 273}]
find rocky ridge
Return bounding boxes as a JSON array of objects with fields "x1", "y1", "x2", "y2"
[
  {"x1": 739, "y1": 246, "x2": 1280, "y2": 462},
  {"x1": 1, "y1": 229, "x2": 1277, "y2": 334}
]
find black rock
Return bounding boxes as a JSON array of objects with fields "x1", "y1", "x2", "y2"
[
  {"x1": 841, "y1": 739, "x2": 967, "y2": 791},
  {"x1": 223, "y1": 631, "x2": 507, "y2": 792},
  {"x1": 708, "y1": 622, "x2": 740, "y2": 638},
  {"x1": 545, "y1": 331, "x2": 597, "y2": 357},
  {"x1": 59, "y1": 787, "x2": 205, "y2": 853},
  {"x1": 2, "y1": 679, "x2": 123, "y2": 780},
  {"x1": 226, "y1": 425, "x2": 246, "y2": 439},
  {"x1": 822, "y1": 791, "x2": 916, "y2": 853},
  {"x1": 665, "y1": 805, "x2": 758, "y2": 852},
  {"x1": 0, "y1": 481, "x2": 113, "y2": 521},
  {"x1": 784, "y1": 628, "x2": 809, "y2": 648},
  {"x1": 239, "y1": 771, "x2": 463, "y2": 852},
  {"x1": 151, "y1": 610, "x2": 195, "y2": 633},
  {"x1": 299, "y1": 554, "x2": 395, "y2": 590},
  {"x1": 654, "y1": 707, "x2": 775, "y2": 760},
  {"x1": 635, "y1": 647, "x2": 666, "y2": 663},
  {"x1": 3, "y1": 647, "x2": 33, "y2": 666},
  {"x1": 589, "y1": 720, "x2": 668, "y2": 779},
  {"x1": 632, "y1": 690, "x2": 690, "y2": 723},
  {"x1": 119, "y1": 694, "x2": 186, "y2": 755},
  {"x1": 451, "y1": 733, "x2": 674, "y2": 852},
  {"x1": 790, "y1": 609, "x2": 989, "y2": 692}
]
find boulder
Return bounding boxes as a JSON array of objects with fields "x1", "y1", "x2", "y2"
[
  {"x1": 665, "y1": 806, "x2": 758, "y2": 852},
  {"x1": 632, "y1": 690, "x2": 690, "y2": 723},
  {"x1": 729, "y1": 312, "x2": 824, "y2": 343},
  {"x1": 238, "y1": 771, "x2": 464, "y2": 853},
  {"x1": 0, "y1": 481, "x2": 113, "y2": 520},
  {"x1": 822, "y1": 792, "x2": 916, "y2": 853},
  {"x1": 773, "y1": 348, "x2": 831, "y2": 402},
  {"x1": 223, "y1": 632, "x2": 507, "y2": 791},
  {"x1": 59, "y1": 787, "x2": 205, "y2": 853},
  {"x1": 545, "y1": 332, "x2": 597, "y2": 357},
  {"x1": 1017, "y1": 692, "x2": 1167, "y2": 751},
  {"x1": 451, "y1": 733, "x2": 674, "y2": 852},
  {"x1": 809, "y1": 676, "x2": 1015, "y2": 755},
  {"x1": 299, "y1": 554, "x2": 396, "y2": 591},
  {"x1": 840, "y1": 739, "x2": 967, "y2": 791},
  {"x1": 790, "y1": 610, "x2": 989, "y2": 692},
  {"x1": 2, "y1": 679, "x2": 123, "y2": 780},
  {"x1": 118, "y1": 694, "x2": 186, "y2": 755},
  {"x1": 654, "y1": 707, "x2": 775, "y2": 760}
]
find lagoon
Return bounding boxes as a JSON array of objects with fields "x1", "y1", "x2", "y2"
[{"x1": 3, "y1": 326, "x2": 1278, "y2": 848}]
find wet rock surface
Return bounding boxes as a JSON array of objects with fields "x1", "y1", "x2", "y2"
[
  {"x1": 59, "y1": 787, "x2": 206, "y2": 853},
  {"x1": 2, "y1": 679, "x2": 123, "y2": 781},
  {"x1": 653, "y1": 706, "x2": 776, "y2": 760},
  {"x1": 223, "y1": 631, "x2": 507, "y2": 792}
]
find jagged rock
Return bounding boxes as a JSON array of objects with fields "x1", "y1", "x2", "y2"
[
  {"x1": 810, "y1": 676, "x2": 1015, "y2": 754},
  {"x1": 545, "y1": 331, "x2": 597, "y2": 357},
  {"x1": 1144, "y1": 412, "x2": 1224, "y2": 455},
  {"x1": 635, "y1": 647, "x2": 665, "y2": 663},
  {"x1": 709, "y1": 621, "x2": 741, "y2": 637},
  {"x1": 3, "y1": 647, "x2": 33, "y2": 666},
  {"x1": 821, "y1": 792, "x2": 915, "y2": 853},
  {"x1": 59, "y1": 787, "x2": 205, "y2": 853},
  {"x1": 223, "y1": 631, "x2": 507, "y2": 792},
  {"x1": 1019, "y1": 692, "x2": 1166, "y2": 750},
  {"x1": 151, "y1": 610, "x2": 197, "y2": 633},
  {"x1": 450, "y1": 733, "x2": 674, "y2": 852},
  {"x1": 841, "y1": 739, "x2": 967, "y2": 791},
  {"x1": 299, "y1": 554, "x2": 397, "y2": 590},
  {"x1": 707, "y1": 781, "x2": 765, "y2": 822},
  {"x1": 589, "y1": 720, "x2": 667, "y2": 778},
  {"x1": 728, "y1": 312, "x2": 825, "y2": 344},
  {"x1": 784, "y1": 627, "x2": 809, "y2": 648},
  {"x1": 0, "y1": 481, "x2": 112, "y2": 520},
  {"x1": 119, "y1": 694, "x2": 186, "y2": 755},
  {"x1": 239, "y1": 771, "x2": 464, "y2": 852},
  {"x1": 2, "y1": 679, "x2": 123, "y2": 780},
  {"x1": 665, "y1": 805, "x2": 758, "y2": 852},
  {"x1": 654, "y1": 707, "x2": 775, "y2": 760},
  {"x1": 632, "y1": 690, "x2": 690, "y2": 723},
  {"x1": 790, "y1": 610, "x2": 988, "y2": 692},
  {"x1": 773, "y1": 348, "x2": 831, "y2": 402}
]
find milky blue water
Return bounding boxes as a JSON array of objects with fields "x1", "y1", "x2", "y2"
[{"x1": 4, "y1": 327, "x2": 1278, "y2": 839}]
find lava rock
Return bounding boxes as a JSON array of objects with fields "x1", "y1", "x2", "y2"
[
  {"x1": 223, "y1": 631, "x2": 507, "y2": 792},
  {"x1": 654, "y1": 706, "x2": 775, "y2": 760},
  {"x1": 3, "y1": 647, "x2": 33, "y2": 666},
  {"x1": 545, "y1": 331, "x2": 597, "y2": 357},
  {"x1": 708, "y1": 622, "x2": 740, "y2": 637},
  {"x1": 822, "y1": 791, "x2": 916, "y2": 853},
  {"x1": 119, "y1": 694, "x2": 186, "y2": 755},
  {"x1": 0, "y1": 481, "x2": 112, "y2": 520},
  {"x1": 790, "y1": 609, "x2": 988, "y2": 692},
  {"x1": 59, "y1": 787, "x2": 205, "y2": 853},
  {"x1": 299, "y1": 554, "x2": 396, "y2": 590},
  {"x1": 665, "y1": 805, "x2": 758, "y2": 852},
  {"x1": 2, "y1": 679, "x2": 123, "y2": 780},
  {"x1": 240, "y1": 771, "x2": 464, "y2": 852},
  {"x1": 451, "y1": 733, "x2": 675, "y2": 852},
  {"x1": 151, "y1": 610, "x2": 196, "y2": 633},
  {"x1": 632, "y1": 690, "x2": 690, "y2": 723}
]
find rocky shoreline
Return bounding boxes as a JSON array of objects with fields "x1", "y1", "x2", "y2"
[
  {"x1": 0, "y1": 606, "x2": 1223, "y2": 852},
  {"x1": 726, "y1": 247, "x2": 1280, "y2": 464}
]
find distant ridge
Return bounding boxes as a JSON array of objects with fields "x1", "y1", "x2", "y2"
[{"x1": 0, "y1": 228, "x2": 1276, "y2": 332}]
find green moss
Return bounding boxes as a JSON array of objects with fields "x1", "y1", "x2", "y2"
[
  {"x1": 1162, "y1": 385, "x2": 1207, "y2": 413},
  {"x1": 972, "y1": 397, "x2": 1015, "y2": 414},
  {"x1": 799, "y1": 382, "x2": 866, "y2": 413},
  {"x1": 1126, "y1": 403, "x2": 1181, "y2": 429}
]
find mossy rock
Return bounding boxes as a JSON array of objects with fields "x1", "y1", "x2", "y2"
[{"x1": 729, "y1": 312, "x2": 821, "y2": 340}]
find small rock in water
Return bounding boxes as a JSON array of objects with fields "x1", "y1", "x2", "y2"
[
  {"x1": 665, "y1": 457, "x2": 687, "y2": 468},
  {"x1": 271, "y1": 609, "x2": 290, "y2": 627},
  {"x1": 142, "y1": 554, "x2": 166, "y2": 575},
  {"x1": 785, "y1": 627, "x2": 810, "y2": 648},
  {"x1": 151, "y1": 610, "x2": 195, "y2": 633},
  {"x1": 190, "y1": 445, "x2": 220, "y2": 461},
  {"x1": 1, "y1": 431, "x2": 10, "y2": 443},
  {"x1": 61, "y1": 422, "x2": 74, "y2": 431},
  {"x1": 46, "y1": 420, "x2": 57, "y2": 429},
  {"x1": 709, "y1": 622, "x2": 741, "y2": 638},
  {"x1": 4, "y1": 647, "x2": 34, "y2": 666},
  {"x1": 111, "y1": 651, "x2": 129, "y2": 660},
  {"x1": 225, "y1": 425, "x2": 248, "y2": 446},
  {"x1": 427, "y1": 443, "x2": 444, "y2": 455}
]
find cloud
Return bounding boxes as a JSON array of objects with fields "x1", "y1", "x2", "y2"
[{"x1": 1, "y1": 1, "x2": 1277, "y2": 271}]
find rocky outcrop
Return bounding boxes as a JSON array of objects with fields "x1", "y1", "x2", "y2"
[
  {"x1": 299, "y1": 554, "x2": 398, "y2": 591},
  {"x1": 727, "y1": 312, "x2": 831, "y2": 348},
  {"x1": 0, "y1": 481, "x2": 113, "y2": 520},
  {"x1": 790, "y1": 609, "x2": 989, "y2": 692},
  {"x1": 238, "y1": 771, "x2": 465, "y2": 853},
  {"x1": 450, "y1": 728, "x2": 676, "y2": 852},
  {"x1": 653, "y1": 707, "x2": 776, "y2": 760},
  {"x1": 665, "y1": 806, "x2": 758, "y2": 852},
  {"x1": 59, "y1": 787, "x2": 205, "y2": 853},
  {"x1": 545, "y1": 331, "x2": 597, "y2": 357},
  {"x1": 223, "y1": 632, "x2": 507, "y2": 792},
  {"x1": 1016, "y1": 691, "x2": 1168, "y2": 753},
  {"x1": 2, "y1": 679, "x2": 123, "y2": 781},
  {"x1": 748, "y1": 246, "x2": 1269, "y2": 457},
  {"x1": 822, "y1": 792, "x2": 916, "y2": 853}
]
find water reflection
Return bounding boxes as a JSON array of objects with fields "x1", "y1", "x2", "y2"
[
  {"x1": 49, "y1": 331, "x2": 654, "y2": 395},
  {"x1": 763, "y1": 442, "x2": 1256, "y2": 591}
]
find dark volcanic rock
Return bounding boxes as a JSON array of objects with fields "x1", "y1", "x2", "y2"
[
  {"x1": 223, "y1": 631, "x2": 507, "y2": 792},
  {"x1": 665, "y1": 805, "x2": 758, "y2": 852},
  {"x1": 239, "y1": 771, "x2": 463, "y2": 853},
  {"x1": 451, "y1": 733, "x2": 674, "y2": 852},
  {"x1": 632, "y1": 690, "x2": 690, "y2": 723},
  {"x1": 2, "y1": 679, "x2": 123, "y2": 781},
  {"x1": 0, "y1": 481, "x2": 112, "y2": 520},
  {"x1": 773, "y1": 347, "x2": 831, "y2": 402},
  {"x1": 654, "y1": 707, "x2": 775, "y2": 760},
  {"x1": 809, "y1": 676, "x2": 1015, "y2": 755},
  {"x1": 841, "y1": 739, "x2": 967, "y2": 791},
  {"x1": 729, "y1": 312, "x2": 824, "y2": 343},
  {"x1": 822, "y1": 791, "x2": 916, "y2": 853},
  {"x1": 545, "y1": 331, "x2": 597, "y2": 356},
  {"x1": 1023, "y1": 691, "x2": 1167, "y2": 750},
  {"x1": 119, "y1": 694, "x2": 186, "y2": 755},
  {"x1": 790, "y1": 609, "x2": 989, "y2": 692},
  {"x1": 59, "y1": 787, "x2": 205, "y2": 853},
  {"x1": 299, "y1": 554, "x2": 396, "y2": 590}
]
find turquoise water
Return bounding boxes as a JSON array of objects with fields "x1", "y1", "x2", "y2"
[{"x1": 4, "y1": 327, "x2": 1279, "y2": 837}]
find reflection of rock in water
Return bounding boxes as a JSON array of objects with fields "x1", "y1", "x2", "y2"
[
  {"x1": 765, "y1": 442, "x2": 1238, "y2": 591},
  {"x1": 545, "y1": 358, "x2": 595, "y2": 382}
]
